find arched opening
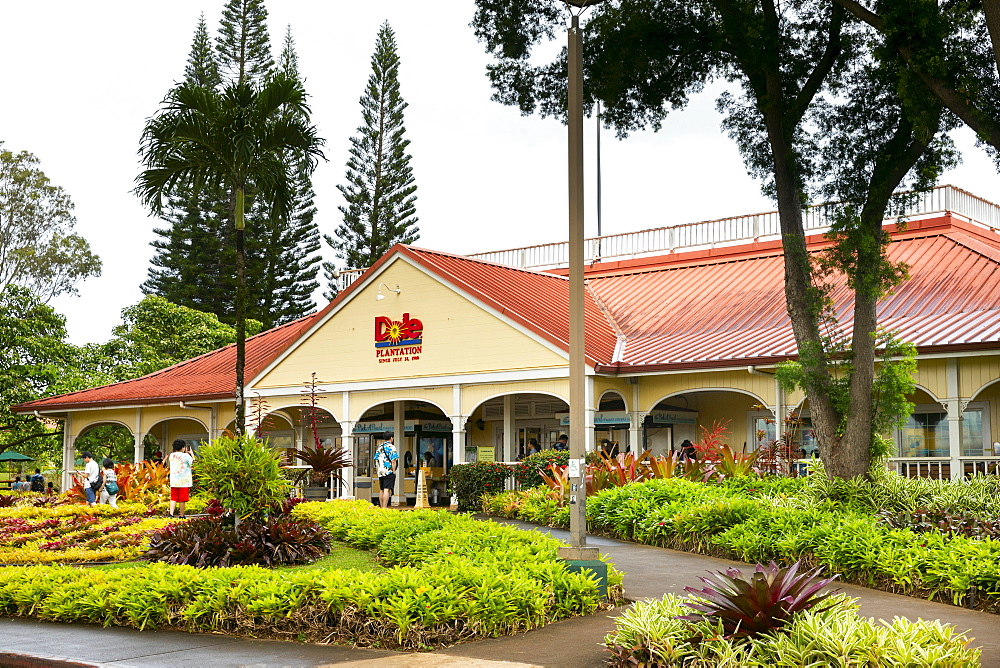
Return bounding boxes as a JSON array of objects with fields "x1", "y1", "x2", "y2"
[
  {"x1": 74, "y1": 422, "x2": 138, "y2": 465},
  {"x1": 144, "y1": 418, "x2": 210, "y2": 462},
  {"x1": 645, "y1": 389, "x2": 768, "y2": 456},
  {"x1": 254, "y1": 405, "x2": 341, "y2": 466},
  {"x1": 352, "y1": 400, "x2": 452, "y2": 506},
  {"x1": 467, "y1": 392, "x2": 570, "y2": 462},
  {"x1": 596, "y1": 391, "x2": 629, "y2": 454}
]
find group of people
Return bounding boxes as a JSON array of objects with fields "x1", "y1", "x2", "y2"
[
  {"x1": 515, "y1": 434, "x2": 571, "y2": 460},
  {"x1": 79, "y1": 452, "x2": 119, "y2": 508},
  {"x1": 8, "y1": 469, "x2": 49, "y2": 493},
  {"x1": 76, "y1": 440, "x2": 194, "y2": 515}
]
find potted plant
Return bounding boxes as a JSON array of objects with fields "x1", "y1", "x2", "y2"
[{"x1": 292, "y1": 445, "x2": 352, "y2": 501}]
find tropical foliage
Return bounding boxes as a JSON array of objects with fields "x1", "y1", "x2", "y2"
[
  {"x1": 0, "y1": 502, "x2": 621, "y2": 649},
  {"x1": 605, "y1": 592, "x2": 980, "y2": 666},
  {"x1": 0, "y1": 143, "x2": 101, "y2": 301},
  {"x1": 195, "y1": 434, "x2": 291, "y2": 519},
  {"x1": 0, "y1": 502, "x2": 175, "y2": 564},
  {"x1": 143, "y1": 513, "x2": 331, "y2": 568},
  {"x1": 483, "y1": 475, "x2": 1000, "y2": 611},
  {"x1": 679, "y1": 561, "x2": 838, "y2": 638}
]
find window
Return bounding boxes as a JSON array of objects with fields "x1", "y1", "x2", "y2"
[{"x1": 896, "y1": 404, "x2": 989, "y2": 457}]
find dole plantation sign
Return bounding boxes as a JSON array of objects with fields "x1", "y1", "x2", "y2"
[{"x1": 374, "y1": 313, "x2": 423, "y2": 363}]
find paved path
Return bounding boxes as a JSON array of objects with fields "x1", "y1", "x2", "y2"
[{"x1": 0, "y1": 517, "x2": 996, "y2": 667}]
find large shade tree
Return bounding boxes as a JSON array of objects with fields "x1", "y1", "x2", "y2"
[
  {"x1": 472, "y1": 0, "x2": 958, "y2": 479},
  {"x1": 0, "y1": 144, "x2": 101, "y2": 302},
  {"x1": 135, "y1": 76, "x2": 323, "y2": 434}
]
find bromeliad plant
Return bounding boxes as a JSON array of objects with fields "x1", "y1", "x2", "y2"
[
  {"x1": 292, "y1": 444, "x2": 353, "y2": 490},
  {"x1": 679, "y1": 560, "x2": 838, "y2": 638}
]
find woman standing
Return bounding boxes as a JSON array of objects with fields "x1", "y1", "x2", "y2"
[{"x1": 99, "y1": 458, "x2": 118, "y2": 508}]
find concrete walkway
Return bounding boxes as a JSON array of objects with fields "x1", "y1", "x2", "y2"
[{"x1": 0, "y1": 517, "x2": 996, "y2": 667}]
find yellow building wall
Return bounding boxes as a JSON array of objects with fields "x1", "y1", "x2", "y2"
[
  {"x1": 255, "y1": 260, "x2": 568, "y2": 390},
  {"x1": 638, "y1": 369, "x2": 776, "y2": 413},
  {"x1": 69, "y1": 408, "x2": 139, "y2": 436},
  {"x1": 140, "y1": 406, "x2": 210, "y2": 435},
  {"x1": 962, "y1": 355, "x2": 1000, "y2": 399},
  {"x1": 268, "y1": 394, "x2": 344, "y2": 423},
  {"x1": 594, "y1": 377, "x2": 633, "y2": 410},
  {"x1": 979, "y1": 384, "x2": 1000, "y2": 445},
  {"x1": 460, "y1": 379, "x2": 568, "y2": 416},
  {"x1": 347, "y1": 387, "x2": 455, "y2": 423},
  {"x1": 914, "y1": 358, "x2": 948, "y2": 400},
  {"x1": 673, "y1": 391, "x2": 758, "y2": 451}
]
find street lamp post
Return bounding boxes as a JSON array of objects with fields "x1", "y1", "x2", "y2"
[{"x1": 558, "y1": 0, "x2": 603, "y2": 571}]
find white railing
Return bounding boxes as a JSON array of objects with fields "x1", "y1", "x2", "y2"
[
  {"x1": 329, "y1": 185, "x2": 1000, "y2": 281},
  {"x1": 888, "y1": 456, "x2": 1000, "y2": 480},
  {"x1": 468, "y1": 185, "x2": 1000, "y2": 270},
  {"x1": 329, "y1": 268, "x2": 366, "y2": 294}
]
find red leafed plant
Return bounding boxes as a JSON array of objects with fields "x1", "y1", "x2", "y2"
[{"x1": 678, "y1": 560, "x2": 839, "y2": 638}]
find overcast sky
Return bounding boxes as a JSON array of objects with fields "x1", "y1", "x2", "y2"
[{"x1": 4, "y1": 1, "x2": 1000, "y2": 345}]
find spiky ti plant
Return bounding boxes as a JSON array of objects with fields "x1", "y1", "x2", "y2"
[{"x1": 678, "y1": 560, "x2": 838, "y2": 638}]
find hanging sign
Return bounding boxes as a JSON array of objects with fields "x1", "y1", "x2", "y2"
[
  {"x1": 555, "y1": 411, "x2": 631, "y2": 426},
  {"x1": 374, "y1": 313, "x2": 423, "y2": 363},
  {"x1": 649, "y1": 411, "x2": 698, "y2": 425}
]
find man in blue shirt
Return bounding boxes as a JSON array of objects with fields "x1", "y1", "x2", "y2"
[{"x1": 373, "y1": 433, "x2": 399, "y2": 509}]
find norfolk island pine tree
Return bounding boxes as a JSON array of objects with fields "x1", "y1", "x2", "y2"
[{"x1": 323, "y1": 21, "x2": 418, "y2": 299}]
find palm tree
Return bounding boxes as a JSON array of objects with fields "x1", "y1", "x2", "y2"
[{"x1": 135, "y1": 75, "x2": 323, "y2": 434}]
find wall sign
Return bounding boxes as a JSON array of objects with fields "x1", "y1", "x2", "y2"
[{"x1": 374, "y1": 313, "x2": 423, "y2": 363}]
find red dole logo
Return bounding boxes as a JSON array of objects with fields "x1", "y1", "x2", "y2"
[{"x1": 374, "y1": 313, "x2": 423, "y2": 348}]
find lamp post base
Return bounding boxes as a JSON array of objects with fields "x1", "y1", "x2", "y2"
[{"x1": 557, "y1": 546, "x2": 600, "y2": 560}]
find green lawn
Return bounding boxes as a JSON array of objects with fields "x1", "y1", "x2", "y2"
[{"x1": 85, "y1": 540, "x2": 384, "y2": 573}]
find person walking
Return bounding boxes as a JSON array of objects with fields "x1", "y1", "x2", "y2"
[
  {"x1": 29, "y1": 469, "x2": 44, "y2": 492},
  {"x1": 99, "y1": 458, "x2": 119, "y2": 508},
  {"x1": 80, "y1": 452, "x2": 99, "y2": 506},
  {"x1": 679, "y1": 439, "x2": 697, "y2": 461},
  {"x1": 167, "y1": 439, "x2": 193, "y2": 517},
  {"x1": 373, "y1": 432, "x2": 399, "y2": 509}
]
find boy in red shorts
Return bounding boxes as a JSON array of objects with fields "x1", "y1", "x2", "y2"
[{"x1": 167, "y1": 439, "x2": 194, "y2": 517}]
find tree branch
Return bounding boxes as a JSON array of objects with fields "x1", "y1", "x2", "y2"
[
  {"x1": 833, "y1": 0, "x2": 1000, "y2": 152},
  {"x1": 789, "y1": 3, "x2": 845, "y2": 124},
  {"x1": 985, "y1": 0, "x2": 1000, "y2": 80}
]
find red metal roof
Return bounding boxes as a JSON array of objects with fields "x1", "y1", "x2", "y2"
[
  {"x1": 589, "y1": 215, "x2": 1000, "y2": 371},
  {"x1": 14, "y1": 213, "x2": 1000, "y2": 411},
  {"x1": 398, "y1": 246, "x2": 619, "y2": 365},
  {"x1": 16, "y1": 315, "x2": 318, "y2": 412}
]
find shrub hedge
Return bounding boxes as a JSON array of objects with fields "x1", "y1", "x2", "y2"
[
  {"x1": 447, "y1": 462, "x2": 514, "y2": 510},
  {"x1": 483, "y1": 477, "x2": 1000, "y2": 612},
  {"x1": 0, "y1": 501, "x2": 621, "y2": 649}
]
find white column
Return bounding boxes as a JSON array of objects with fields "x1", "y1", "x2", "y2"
[
  {"x1": 133, "y1": 408, "x2": 144, "y2": 464},
  {"x1": 61, "y1": 415, "x2": 74, "y2": 492},
  {"x1": 503, "y1": 394, "x2": 515, "y2": 461},
  {"x1": 210, "y1": 406, "x2": 218, "y2": 440},
  {"x1": 629, "y1": 380, "x2": 643, "y2": 453},
  {"x1": 451, "y1": 384, "x2": 465, "y2": 468},
  {"x1": 774, "y1": 377, "x2": 784, "y2": 445},
  {"x1": 449, "y1": 414, "x2": 466, "y2": 509},
  {"x1": 393, "y1": 400, "x2": 405, "y2": 505},
  {"x1": 945, "y1": 358, "x2": 964, "y2": 480},
  {"x1": 339, "y1": 420, "x2": 355, "y2": 500}
]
